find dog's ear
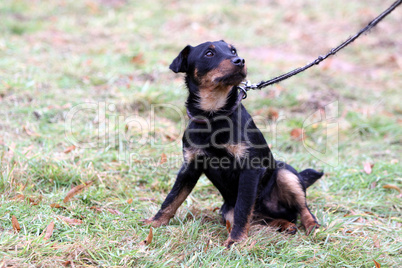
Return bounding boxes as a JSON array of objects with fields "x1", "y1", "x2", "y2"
[{"x1": 169, "y1": 45, "x2": 192, "y2": 73}]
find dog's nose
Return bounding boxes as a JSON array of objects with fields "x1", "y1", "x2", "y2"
[{"x1": 232, "y1": 57, "x2": 245, "y2": 67}]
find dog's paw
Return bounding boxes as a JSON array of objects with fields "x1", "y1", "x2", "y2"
[
  {"x1": 140, "y1": 218, "x2": 154, "y2": 225},
  {"x1": 305, "y1": 222, "x2": 320, "y2": 235},
  {"x1": 223, "y1": 238, "x2": 237, "y2": 248},
  {"x1": 282, "y1": 222, "x2": 297, "y2": 235},
  {"x1": 140, "y1": 217, "x2": 169, "y2": 228},
  {"x1": 223, "y1": 233, "x2": 247, "y2": 248}
]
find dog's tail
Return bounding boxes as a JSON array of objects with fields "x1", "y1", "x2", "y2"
[{"x1": 299, "y1": 169, "x2": 324, "y2": 188}]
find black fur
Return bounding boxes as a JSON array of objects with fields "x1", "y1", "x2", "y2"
[{"x1": 144, "y1": 41, "x2": 323, "y2": 247}]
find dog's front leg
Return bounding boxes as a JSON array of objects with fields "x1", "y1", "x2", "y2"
[
  {"x1": 143, "y1": 163, "x2": 202, "y2": 227},
  {"x1": 224, "y1": 169, "x2": 260, "y2": 248}
]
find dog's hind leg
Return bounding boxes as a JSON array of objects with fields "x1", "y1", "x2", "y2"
[{"x1": 275, "y1": 169, "x2": 320, "y2": 234}]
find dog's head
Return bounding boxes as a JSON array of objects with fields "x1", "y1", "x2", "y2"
[
  {"x1": 170, "y1": 40, "x2": 247, "y2": 86},
  {"x1": 170, "y1": 40, "x2": 247, "y2": 112}
]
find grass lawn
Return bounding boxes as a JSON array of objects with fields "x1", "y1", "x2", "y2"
[{"x1": 1, "y1": 0, "x2": 401, "y2": 267}]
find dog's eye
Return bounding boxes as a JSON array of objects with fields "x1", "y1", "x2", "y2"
[
  {"x1": 231, "y1": 49, "x2": 237, "y2": 55},
  {"x1": 205, "y1": 50, "x2": 214, "y2": 57}
]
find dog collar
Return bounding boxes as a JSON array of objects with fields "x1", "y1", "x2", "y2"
[{"x1": 186, "y1": 89, "x2": 246, "y2": 124}]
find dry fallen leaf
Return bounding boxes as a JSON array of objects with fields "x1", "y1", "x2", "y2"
[
  {"x1": 139, "y1": 227, "x2": 153, "y2": 246},
  {"x1": 64, "y1": 145, "x2": 76, "y2": 154},
  {"x1": 22, "y1": 125, "x2": 39, "y2": 137},
  {"x1": 63, "y1": 181, "x2": 93, "y2": 203},
  {"x1": 12, "y1": 215, "x2": 21, "y2": 233},
  {"x1": 27, "y1": 197, "x2": 39, "y2": 206},
  {"x1": 107, "y1": 208, "x2": 123, "y2": 215},
  {"x1": 50, "y1": 203, "x2": 66, "y2": 209},
  {"x1": 204, "y1": 239, "x2": 211, "y2": 253},
  {"x1": 373, "y1": 235, "x2": 380, "y2": 248},
  {"x1": 57, "y1": 216, "x2": 83, "y2": 226},
  {"x1": 62, "y1": 260, "x2": 71, "y2": 267},
  {"x1": 12, "y1": 194, "x2": 25, "y2": 201},
  {"x1": 382, "y1": 184, "x2": 402, "y2": 194},
  {"x1": 89, "y1": 206, "x2": 103, "y2": 213},
  {"x1": 44, "y1": 221, "x2": 55, "y2": 240},
  {"x1": 267, "y1": 108, "x2": 279, "y2": 120},
  {"x1": 160, "y1": 153, "x2": 167, "y2": 165},
  {"x1": 131, "y1": 53, "x2": 145, "y2": 65},
  {"x1": 127, "y1": 198, "x2": 133, "y2": 204},
  {"x1": 363, "y1": 162, "x2": 374, "y2": 174},
  {"x1": 290, "y1": 128, "x2": 304, "y2": 141},
  {"x1": 373, "y1": 260, "x2": 381, "y2": 268}
]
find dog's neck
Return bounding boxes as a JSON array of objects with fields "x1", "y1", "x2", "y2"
[{"x1": 185, "y1": 76, "x2": 241, "y2": 118}]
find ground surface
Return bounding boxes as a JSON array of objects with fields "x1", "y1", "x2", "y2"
[{"x1": 0, "y1": 0, "x2": 401, "y2": 267}]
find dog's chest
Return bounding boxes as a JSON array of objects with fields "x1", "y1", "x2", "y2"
[{"x1": 183, "y1": 142, "x2": 249, "y2": 163}]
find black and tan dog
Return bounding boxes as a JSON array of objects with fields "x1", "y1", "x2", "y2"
[{"x1": 143, "y1": 40, "x2": 323, "y2": 247}]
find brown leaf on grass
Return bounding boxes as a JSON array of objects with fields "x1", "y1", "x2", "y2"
[
  {"x1": 131, "y1": 53, "x2": 145, "y2": 65},
  {"x1": 382, "y1": 184, "x2": 402, "y2": 194},
  {"x1": 107, "y1": 208, "x2": 123, "y2": 215},
  {"x1": 212, "y1": 207, "x2": 220, "y2": 212},
  {"x1": 373, "y1": 235, "x2": 380, "y2": 248},
  {"x1": 12, "y1": 194, "x2": 25, "y2": 201},
  {"x1": 22, "y1": 125, "x2": 39, "y2": 137},
  {"x1": 62, "y1": 260, "x2": 71, "y2": 267},
  {"x1": 267, "y1": 108, "x2": 279, "y2": 121},
  {"x1": 160, "y1": 153, "x2": 167, "y2": 165},
  {"x1": 204, "y1": 239, "x2": 211, "y2": 253},
  {"x1": 363, "y1": 162, "x2": 374, "y2": 174},
  {"x1": 127, "y1": 198, "x2": 133, "y2": 204},
  {"x1": 50, "y1": 203, "x2": 66, "y2": 209},
  {"x1": 89, "y1": 206, "x2": 103, "y2": 213},
  {"x1": 63, "y1": 145, "x2": 76, "y2": 154},
  {"x1": 44, "y1": 221, "x2": 55, "y2": 240},
  {"x1": 373, "y1": 260, "x2": 381, "y2": 268},
  {"x1": 63, "y1": 181, "x2": 93, "y2": 203},
  {"x1": 139, "y1": 227, "x2": 153, "y2": 246},
  {"x1": 226, "y1": 220, "x2": 232, "y2": 234},
  {"x1": 12, "y1": 215, "x2": 21, "y2": 233},
  {"x1": 57, "y1": 216, "x2": 83, "y2": 225},
  {"x1": 27, "y1": 197, "x2": 39, "y2": 206},
  {"x1": 290, "y1": 128, "x2": 304, "y2": 141}
]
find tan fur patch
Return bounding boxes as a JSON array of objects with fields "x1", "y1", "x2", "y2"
[
  {"x1": 276, "y1": 169, "x2": 319, "y2": 234},
  {"x1": 300, "y1": 208, "x2": 318, "y2": 234},
  {"x1": 183, "y1": 147, "x2": 205, "y2": 163},
  {"x1": 223, "y1": 208, "x2": 234, "y2": 226},
  {"x1": 223, "y1": 143, "x2": 249, "y2": 161},
  {"x1": 268, "y1": 219, "x2": 297, "y2": 233},
  {"x1": 276, "y1": 169, "x2": 305, "y2": 207},
  {"x1": 197, "y1": 59, "x2": 235, "y2": 112}
]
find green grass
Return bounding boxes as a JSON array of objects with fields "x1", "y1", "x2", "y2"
[{"x1": 1, "y1": 0, "x2": 401, "y2": 267}]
